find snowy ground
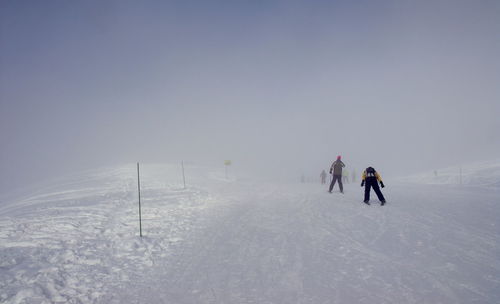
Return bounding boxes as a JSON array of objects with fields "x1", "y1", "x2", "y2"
[
  {"x1": 400, "y1": 159, "x2": 500, "y2": 188},
  {"x1": 1, "y1": 164, "x2": 499, "y2": 303}
]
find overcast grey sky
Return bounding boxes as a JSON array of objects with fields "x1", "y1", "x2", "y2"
[{"x1": 1, "y1": 0, "x2": 499, "y2": 192}]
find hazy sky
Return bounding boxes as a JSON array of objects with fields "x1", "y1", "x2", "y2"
[{"x1": 1, "y1": 0, "x2": 499, "y2": 192}]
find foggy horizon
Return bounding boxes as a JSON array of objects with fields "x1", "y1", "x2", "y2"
[{"x1": 1, "y1": 0, "x2": 499, "y2": 194}]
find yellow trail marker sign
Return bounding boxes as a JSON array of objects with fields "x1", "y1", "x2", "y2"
[{"x1": 224, "y1": 160, "x2": 232, "y2": 166}]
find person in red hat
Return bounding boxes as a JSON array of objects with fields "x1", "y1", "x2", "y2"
[{"x1": 329, "y1": 155, "x2": 345, "y2": 193}]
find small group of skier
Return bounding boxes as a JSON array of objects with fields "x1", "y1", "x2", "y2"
[{"x1": 324, "y1": 156, "x2": 387, "y2": 206}]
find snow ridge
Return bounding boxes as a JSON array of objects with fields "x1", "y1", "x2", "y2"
[
  {"x1": 399, "y1": 160, "x2": 500, "y2": 188},
  {"x1": 0, "y1": 164, "x2": 218, "y2": 303}
]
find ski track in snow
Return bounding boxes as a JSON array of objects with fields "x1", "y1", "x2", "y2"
[{"x1": 1, "y1": 164, "x2": 500, "y2": 303}]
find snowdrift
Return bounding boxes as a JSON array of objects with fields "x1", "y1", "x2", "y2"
[
  {"x1": 0, "y1": 163, "x2": 225, "y2": 303},
  {"x1": 399, "y1": 159, "x2": 500, "y2": 188}
]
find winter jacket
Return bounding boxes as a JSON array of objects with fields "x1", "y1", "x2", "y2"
[
  {"x1": 330, "y1": 160, "x2": 345, "y2": 176},
  {"x1": 362, "y1": 167, "x2": 383, "y2": 182}
]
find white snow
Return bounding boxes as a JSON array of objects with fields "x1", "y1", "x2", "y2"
[
  {"x1": 1, "y1": 163, "x2": 499, "y2": 303},
  {"x1": 399, "y1": 159, "x2": 500, "y2": 188}
]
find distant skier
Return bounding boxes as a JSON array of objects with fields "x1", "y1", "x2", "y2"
[
  {"x1": 329, "y1": 156, "x2": 345, "y2": 193},
  {"x1": 342, "y1": 169, "x2": 349, "y2": 184},
  {"x1": 351, "y1": 169, "x2": 357, "y2": 183},
  {"x1": 320, "y1": 170, "x2": 327, "y2": 184},
  {"x1": 361, "y1": 167, "x2": 386, "y2": 205}
]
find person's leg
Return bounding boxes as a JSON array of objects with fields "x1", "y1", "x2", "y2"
[
  {"x1": 338, "y1": 175, "x2": 344, "y2": 193},
  {"x1": 329, "y1": 176, "x2": 336, "y2": 192},
  {"x1": 372, "y1": 183, "x2": 386, "y2": 202},
  {"x1": 364, "y1": 182, "x2": 371, "y2": 202}
]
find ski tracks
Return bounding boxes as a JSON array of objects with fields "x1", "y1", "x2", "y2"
[{"x1": 3, "y1": 171, "x2": 500, "y2": 303}]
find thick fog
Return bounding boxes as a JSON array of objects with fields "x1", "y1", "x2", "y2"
[{"x1": 1, "y1": 0, "x2": 499, "y2": 193}]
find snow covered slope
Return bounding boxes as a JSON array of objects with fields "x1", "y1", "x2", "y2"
[
  {"x1": 400, "y1": 160, "x2": 500, "y2": 188},
  {"x1": 1, "y1": 164, "x2": 499, "y2": 303},
  {"x1": 0, "y1": 164, "x2": 222, "y2": 303}
]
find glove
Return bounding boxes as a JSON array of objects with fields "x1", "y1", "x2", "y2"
[
  {"x1": 380, "y1": 182, "x2": 385, "y2": 188},
  {"x1": 329, "y1": 170, "x2": 332, "y2": 174},
  {"x1": 360, "y1": 181, "x2": 364, "y2": 187}
]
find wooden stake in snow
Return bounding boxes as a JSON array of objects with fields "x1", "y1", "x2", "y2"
[{"x1": 137, "y1": 162, "x2": 143, "y2": 237}]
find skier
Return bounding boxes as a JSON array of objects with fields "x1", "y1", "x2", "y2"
[
  {"x1": 361, "y1": 167, "x2": 386, "y2": 205},
  {"x1": 342, "y1": 169, "x2": 349, "y2": 184},
  {"x1": 329, "y1": 156, "x2": 345, "y2": 193},
  {"x1": 320, "y1": 170, "x2": 327, "y2": 184},
  {"x1": 351, "y1": 168, "x2": 357, "y2": 183}
]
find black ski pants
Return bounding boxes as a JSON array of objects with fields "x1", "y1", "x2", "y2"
[
  {"x1": 329, "y1": 175, "x2": 343, "y2": 193},
  {"x1": 364, "y1": 179, "x2": 385, "y2": 202}
]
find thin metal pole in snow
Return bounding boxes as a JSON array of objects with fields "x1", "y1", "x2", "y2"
[
  {"x1": 137, "y1": 162, "x2": 142, "y2": 237},
  {"x1": 459, "y1": 166, "x2": 462, "y2": 186},
  {"x1": 182, "y1": 161, "x2": 186, "y2": 189}
]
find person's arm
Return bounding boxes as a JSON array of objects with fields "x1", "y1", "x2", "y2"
[{"x1": 376, "y1": 172, "x2": 385, "y2": 187}]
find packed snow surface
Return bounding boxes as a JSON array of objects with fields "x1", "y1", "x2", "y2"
[{"x1": 1, "y1": 164, "x2": 499, "y2": 303}]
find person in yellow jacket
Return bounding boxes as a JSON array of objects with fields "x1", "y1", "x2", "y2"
[{"x1": 361, "y1": 167, "x2": 386, "y2": 205}]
